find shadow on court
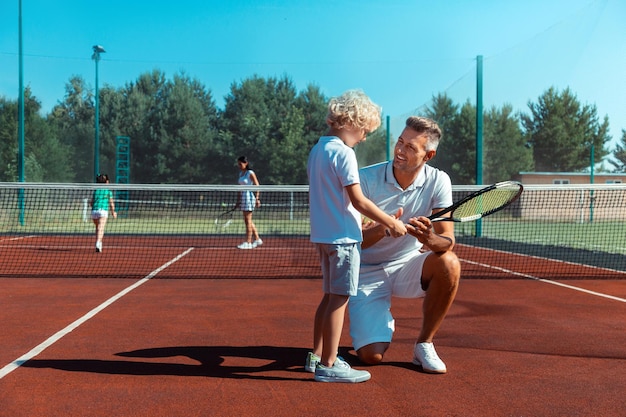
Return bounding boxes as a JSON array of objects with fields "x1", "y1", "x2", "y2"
[{"x1": 22, "y1": 346, "x2": 316, "y2": 381}]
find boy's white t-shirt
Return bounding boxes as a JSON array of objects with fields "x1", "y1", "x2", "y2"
[{"x1": 307, "y1": 136, "x2": 362, "y2": 244}]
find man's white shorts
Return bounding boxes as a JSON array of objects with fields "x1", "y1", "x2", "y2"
[
  {"x1": 91, "y1": 209, "x2": 109, "y2": 220},
  {"x1": 349, "y1": 251, "x2": 429, "y2": 351}
]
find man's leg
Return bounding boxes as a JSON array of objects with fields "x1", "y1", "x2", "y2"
[
  {"x1": 356, "y1": 341, "x2": 389, "y2": 364},
  {"x1": 349, "y1": 265, "x2": 393, "y2": 365},
  {"x1": 418, "y1": 251, "x2": 461, "y2": 343},
  {"x1": 357, "y1": 252, "x2": 460, "y2": 367}
]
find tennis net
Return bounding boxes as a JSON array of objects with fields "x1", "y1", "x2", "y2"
[{"x1": 1, "y1": 182, "x2": 625, "y2": 279}]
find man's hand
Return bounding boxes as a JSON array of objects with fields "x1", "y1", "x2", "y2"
[
  {"x1": 385, "y1": 208, "x2": 404, "y2": 237},
  {"x1": 406, "y1": 215, "x2": 455, "y2": 253},
  {"x1": 407, "y1": 216, "x2": 433, "y2": 244}
]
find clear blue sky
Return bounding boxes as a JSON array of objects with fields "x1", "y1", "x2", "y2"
[{"x1": 1, "y1": 0, "x2": 624, "y2": 152}]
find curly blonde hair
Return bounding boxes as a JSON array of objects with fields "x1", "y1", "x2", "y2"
[{"x1": 326, "y1": 89, "x2": 382, "y2": 133}]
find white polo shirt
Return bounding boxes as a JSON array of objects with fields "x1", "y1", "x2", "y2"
[
  {"x1": 359, "y1": 161, "x2": 453, "y2": 265},
  {"x1": 307, "y1": 136, "x2": 362, "y2": 244}
]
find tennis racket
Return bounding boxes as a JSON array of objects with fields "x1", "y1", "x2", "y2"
[
  {"x1": 214, "y1": 203, "x2": 237, "y2": 229},
  {"x1": 429, "y1": 181, "x2": 523, "y2": 222}
]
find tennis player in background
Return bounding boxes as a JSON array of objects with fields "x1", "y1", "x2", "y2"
[
  {"x1": 90, "y1": 174, "x2": 117, "y2": 253},
  {"x1": 236, "y1": 156, "x2": 263, "y2": 250},
  {"x1": 349, "y1": 116, "x2": 461, "y2": 374},
  {"x1": 306, "y1": 89, "x2": 406, "y2": 383}
]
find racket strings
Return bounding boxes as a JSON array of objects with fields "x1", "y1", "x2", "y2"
[{"x1": 453, "y1": 187, "x2": 520, "y2": 219}]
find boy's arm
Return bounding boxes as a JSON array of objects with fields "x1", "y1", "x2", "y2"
[
  {"x1": 345, "y1": 184, "x2": 406, "y2": 236},
  {"x1": 361, "y1": 208, "x2": 403, "y2": 249}
]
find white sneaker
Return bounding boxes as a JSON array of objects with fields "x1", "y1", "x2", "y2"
[
  {"x1": 314, "y1": 356, "x2": 371, "y2": 383},
  {"x1": 237, "y1": 242, "x2": 253, "y2": 250},
  {"x1": 304, "y1": 352, "x2": 320, "y2": 373},
  {"x1": 412, "y1": 342, "x2": 447, "y2": 374},
  {"x1": 252, "y1": 239, "x2": 263, "y2": 248},
  {"x1": 95, "y1": 241, "x2": 102, "y2": 253}
]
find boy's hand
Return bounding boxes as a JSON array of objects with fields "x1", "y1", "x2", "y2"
[{"x1": 386, "y1": 208, "x2": 406, "y2": 237}]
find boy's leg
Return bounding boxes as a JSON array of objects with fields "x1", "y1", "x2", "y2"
[
  {"x1": 320, "y1": 293, "x2": 349, "y2": 367},
  {"x1": 312, "y1": 293, "x2": 329, "y2": 357}
]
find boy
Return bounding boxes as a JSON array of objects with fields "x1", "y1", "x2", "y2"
[{"x1": 306, "y1": 90, "x2": 406, "y2": 383}]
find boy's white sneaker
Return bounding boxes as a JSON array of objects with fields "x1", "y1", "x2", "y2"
[
  {"x1": 304, "y1": 352, "x2": 320, "y2": 373},
  {"x1": 314, "y1": 356, "x2": 371, "y2": 383}
]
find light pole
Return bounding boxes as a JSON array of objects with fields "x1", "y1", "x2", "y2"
[
  {"x1": 18, "y1": 0, "x2": 25, "y2": 224},
  {"x1": 92, "y1": 45, "x2": 105, "y2": 182},
  {"x1": 589, "y1": 142, "x2": 595, "y2": 222},
  {"x1": 589, "y1": 143, "x2": 595, "y2": 185}
]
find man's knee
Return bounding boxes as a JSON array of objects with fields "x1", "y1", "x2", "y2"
[
  {"x1": 439, "y1": 251, "x2": 461, "y2": 280},
  {"x1": 356, "y1": 343, "x2": 389, "y2": 365},
  {"x1": 423, "y1": 251, "x2": 461, "y2": 291}
]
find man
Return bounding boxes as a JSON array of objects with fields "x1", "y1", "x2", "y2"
[{"x1": 348, "y1": 116, "x2": 461, "y2": 374}]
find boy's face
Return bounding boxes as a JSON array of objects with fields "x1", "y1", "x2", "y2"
[{"x1": 343, "y1": 128, "x2": 368, "y2": 148}]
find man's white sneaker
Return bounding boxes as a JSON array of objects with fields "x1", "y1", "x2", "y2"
[
  {"x1": 412, "y1": 342, "x2": 447, "y2": 374},
  {"x1": 252, "y1": 239, "x2": 263, "y2": 248},
  {"x1": 237, "y1": 242, "x2": 253, "y2": 249}
]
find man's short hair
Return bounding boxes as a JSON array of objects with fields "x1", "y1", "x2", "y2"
[{"x1": 405, "y1": 116, "x2": 442, "y2": 151}]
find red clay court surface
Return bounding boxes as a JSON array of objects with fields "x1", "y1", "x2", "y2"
[{"x1": 1, "y1": 238, "x2": 626, "y2": 416}]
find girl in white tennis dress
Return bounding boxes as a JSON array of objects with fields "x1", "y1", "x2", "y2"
[{"x1": 236, "y1": 156, "x2": 262, "y2": 249}]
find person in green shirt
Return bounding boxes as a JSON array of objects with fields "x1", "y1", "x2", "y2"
[{"x1": 90, "y1": 174, "x2": 117, "y2": 253}]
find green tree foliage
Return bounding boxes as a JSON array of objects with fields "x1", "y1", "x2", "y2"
[
  {"x1": 7, "y1": 73, "x2": 621, "y2": 185},
  {"x1": 49, "y1": 76, "x2": 95, "y2": 182},
  {"x1": 424, "y1": 94, "x2": 474, "y2": 183},
  {"x1": 295, "y1": 84, "x2": 329, "y2": 149},
  {"x1": 117, "y1": 70, "x2": 171, "y2": 183},
  {"x1": 219, "y1": 75, "x2": 327, "y2": 184},
  {"x1": 609, "y1": 130, "x2": 626, "y2": 172},
  {"x1": 521, "y1": 87, "x2": 610, "y2": 172},
  {"x1": 426, "y1": 98, "x2": 477, "y2": 184},
  {"x1": 354, "y1": 127, "x2": 388, "y2": 167},
  {"x1": 483, "y1": 104, "x2": 533, "y2": 183},
  {"x1": 449, "y1": 101, "x2": 478, "y2": 184},
  {"x1": 152, "y1": 73, "x2": 218, "y2": 183},
  {"x1": 1, "y1": 90, "x2": 73, "y2": 182},
  {"x1": 0, "y1": 95, "x2": 18, "y2": 180}
]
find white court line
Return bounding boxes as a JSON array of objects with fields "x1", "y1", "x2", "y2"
[
  {"x1": 0, "y1": 247, "x2": 195, "y2": 380},
  {"x1": 457, "y1": 243, "x2": 626, "y2": 276},
  {"x1": 462, "y1": 259, "x2": 626, "y2": 303},
  {"x1": 0, "y1": 235, "x2": 37, "y2": 243}
]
